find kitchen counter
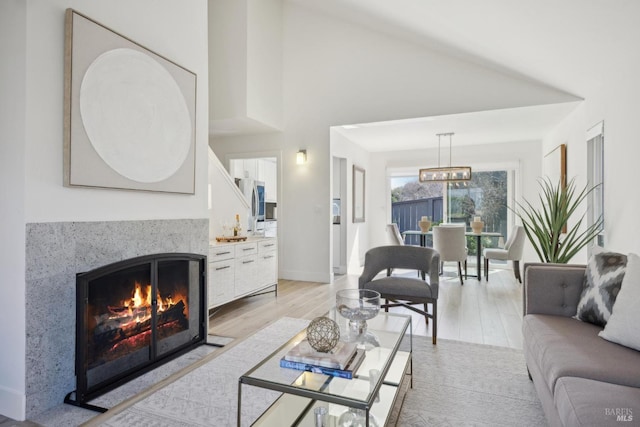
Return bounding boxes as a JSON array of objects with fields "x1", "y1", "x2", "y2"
[{"x1": 210, "y1": 235, "x2": 275, "y2": 247}]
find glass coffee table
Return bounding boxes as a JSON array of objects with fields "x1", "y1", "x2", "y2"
[{"x1": 238, "y1": 308, "x2": 412, "y2": 426}]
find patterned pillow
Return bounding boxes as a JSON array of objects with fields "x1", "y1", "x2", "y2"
[{"x1": 574, "y1": 248, "x2": 627, "y2": 327}]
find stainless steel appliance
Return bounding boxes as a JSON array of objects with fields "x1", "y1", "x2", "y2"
[{"x1": 238, "y1": 178, "x2": 265, "y2": 231}]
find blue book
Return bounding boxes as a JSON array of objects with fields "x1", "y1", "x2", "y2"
[{"x1": 280, "y1": 349, "x2": 365, "y2": 379}]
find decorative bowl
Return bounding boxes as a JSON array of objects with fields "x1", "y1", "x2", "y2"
[
  {"x1": 336, "y1": 289, "x2": 380, "y2": 347},
  {"x1": 336, "y1": 289, "x2": 380, "y2": 325}
]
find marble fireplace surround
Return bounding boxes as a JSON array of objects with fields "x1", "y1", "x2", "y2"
[{"x1": 25, "y1": 218, "x2": 208, "y2": 418}]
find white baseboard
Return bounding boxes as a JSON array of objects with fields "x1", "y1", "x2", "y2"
[
  {"x1": 279, "y1": 269, "x2": 331, "y2": 283},
  {"x1": 0, "y1": 385, "x2": 25, "y2": 421}
]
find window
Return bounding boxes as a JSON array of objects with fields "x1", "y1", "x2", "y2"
[
  {"x1": 390, "y1": 169, "x2": 512, "y2": 251},
  {"x1": 587, "y1": 121, "x2": 604, "y2": 247},
  {"x1": 445, "y1": 171, "x2": 508, "y2": 236}
]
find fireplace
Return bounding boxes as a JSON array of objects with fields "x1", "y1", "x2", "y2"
[{"x1": 70, "y1": 252, "x2": 206, "y2": 408}]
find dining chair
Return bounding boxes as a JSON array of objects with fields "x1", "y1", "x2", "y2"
[
  {"x1": 359, "y1": 245, "x2": 440, "y2": 344},
  {"x1": 483, "y1": 225, "x2": 526, "y2": 283},
  {"x1": 386, "y1": 223, "x2": 405, "y2": 246},
  {"x1": 432, "y1": 225, "x2": 468, "y2": 285}
]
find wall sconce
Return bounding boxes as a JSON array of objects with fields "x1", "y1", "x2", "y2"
[{"x1": 296, "y1": 149, "x2": 307, "y2": 165}]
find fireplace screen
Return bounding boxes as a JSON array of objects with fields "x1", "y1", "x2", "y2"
[{"x1": 74, "y1": 253, "x2": 206, "y2": 404}]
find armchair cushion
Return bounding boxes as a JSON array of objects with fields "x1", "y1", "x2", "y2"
[
  {"x1": 364, "y1": 276, "x2": 436, "y2": 299},
  {"x1": 575, "y1": 247, "x2": 627, "y2": 327}
]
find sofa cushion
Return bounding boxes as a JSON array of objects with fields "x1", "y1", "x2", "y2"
[
  {"x1": 523, "y1": 314, "x2": 640, "y2": 392},
  {"x1": 554, "y1": 377, "x2": 640, "y2": 427},
  {"x1": 600, "y1": 252, "x2": 640, "y2": 351},
  {"x1": 575, "y1": 248, "x2": 626, "y2": 327}
]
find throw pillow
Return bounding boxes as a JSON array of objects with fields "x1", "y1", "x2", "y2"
[
  {"x1": 574, "y1": 247, "x2": 627, "y2": 327},
  {"x1": 599, "y1": 253, "x2": 640, "y2": 351}
]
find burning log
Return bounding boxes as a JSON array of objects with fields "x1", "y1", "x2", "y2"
[{"x1": 91, "y1": 300, "x2": 188, "y2": 355}]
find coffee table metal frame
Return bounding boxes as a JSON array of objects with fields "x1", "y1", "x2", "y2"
[{"x1": 237, "y1": 310, "x2": 412, "y2": 426}]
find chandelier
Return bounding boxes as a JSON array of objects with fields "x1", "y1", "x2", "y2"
[{"x1": 419, "y1": 132, "x2": 472, "y2": 183}]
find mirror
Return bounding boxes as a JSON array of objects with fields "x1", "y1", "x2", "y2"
[{"x1": 353, "y1": 165, "x2": 365, "y2": 223}]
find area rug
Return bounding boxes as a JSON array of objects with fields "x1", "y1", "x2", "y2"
[{"x1": 83, "y1": 317, "x2": 546, "y2": 426}]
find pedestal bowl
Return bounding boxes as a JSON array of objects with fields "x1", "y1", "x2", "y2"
[{"x1": 336, "y1": 289, "x2": 381, "y2": 347}]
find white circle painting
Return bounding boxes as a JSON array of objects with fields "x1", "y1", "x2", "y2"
[{"x1": 79, "y1": 48, "x2": 192, "y2": 183}]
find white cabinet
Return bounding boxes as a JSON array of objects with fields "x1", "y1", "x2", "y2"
[
  {"x1": 208, "y1": 246, "x2": 236, "y2": 307},
  {"x1": 262, "y1": 159, "x2": 277, "y2": 202},
  {"x1": 234, "y1": 241, "x2": 259, "y2": 297},
  {"x1": 257, "y1": 240, "x2": 277, "y2": 288},
  {"x1": 230, "y1": 159, "x2": 258, "y2": 180},
  {"x1": 229, "y1": 158, "x2": 277, "y2": 202},
  {"x1": 208, "y1": 238, "x2": 277, "y2": 309}
]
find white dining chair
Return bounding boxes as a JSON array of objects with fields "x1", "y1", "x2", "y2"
[
  {"x1": 386, "y1": 223, "x2": 405, "y2": 246},
  {"x1": 432, "y1": 225, "x2": 468, "y2": 285},
  {"x1": 483, "y1": 225, "x2": 526, "y2": 283}
]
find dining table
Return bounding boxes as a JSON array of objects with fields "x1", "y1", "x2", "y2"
[{"x1": 401, "y1": 229, "x2": 502, "y2": 280}]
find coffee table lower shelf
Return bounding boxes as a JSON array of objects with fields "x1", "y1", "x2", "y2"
[{"x1": 251, "y1": 351, "x2": 412, "y2": 427}]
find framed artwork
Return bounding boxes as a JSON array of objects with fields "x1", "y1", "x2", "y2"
[
  {"x1": 352, "y1": 165, "x2": 365, "y2": 223},
  {"x1": 544, "y1": 143, "x2": 567, "y2": 233},
  {"x1": 543, "y1": 143, "x2": 567, "y2": 189},
  {"x1": 63, "y1": 9, "x2": 197, "y2": 193}
]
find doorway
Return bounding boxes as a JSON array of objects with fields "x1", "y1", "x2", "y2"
[{"x1": 332, "y1": 156, "x2": 347, "y2": 275}]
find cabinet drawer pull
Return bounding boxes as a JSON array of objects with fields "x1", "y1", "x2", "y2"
[
  {"x1": 242, "y1": 248, "x2": 254, "y2": 251},
  {"x1": 215, "y1": 251, "x2": 231, "y2": 256},
  {"x1": 215, "y1": 265, "x2": 231, "y2": 271},
  {"x1": 263, "y1": 243, "x2": 275, "y2": 247},
  {"x1": 263, "y1": 255, "x2": 275, "y2": 259},
  {"x1": 242, "y1": 260, "x2": 255, "y2": 264}
]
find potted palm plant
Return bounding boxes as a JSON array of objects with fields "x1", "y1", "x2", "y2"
[{"x1": 513, "y1": 177, "x2": 603, "y2": 263}]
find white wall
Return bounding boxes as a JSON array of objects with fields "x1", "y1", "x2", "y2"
[
  {"x1": 368, "y1": 140, "x2": 543, "y2": 264},
  {"x1": 209, "y1": 0, "x2": 282, "y2": 133},
  {"x1": 24, "y1": 1, "x2": 209, "y2": 224},
  {"x1": 211, "y1": 2, "x2": 582, "y2": 284},
  {"x1": 209, "y1": 0, "x2": 247, "y2": 123},
  {"x1": 247, "y1": 0, "x2": 283, "y2": 129},
  {"x1": 0, "y1": 0, "x2": 27, "y2": 418},
  {"x1": 208, "y1": 148, "x2": 251, "y2": 238},
  {"x1": 330, "y1": 129, "x2": 371, "y2": 274},
  {"x1": 542, "y1": 50, "x2": 640, "y2": 261},
  {"x1": 1, "y1": 0, "x2": 209, "y2": 420}
]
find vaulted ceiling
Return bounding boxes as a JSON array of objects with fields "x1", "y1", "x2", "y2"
[{"x1": 291, "y1": 0, "x2": 639, "y2": 150}]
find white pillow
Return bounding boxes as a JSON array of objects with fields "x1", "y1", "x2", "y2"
[{"x1": 599, "y1": 252, "x2": 640, "y2": 351}]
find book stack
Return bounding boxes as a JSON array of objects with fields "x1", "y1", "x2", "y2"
[{"x1": 280, "y1": 340, "x2": 365, "y2": 379}]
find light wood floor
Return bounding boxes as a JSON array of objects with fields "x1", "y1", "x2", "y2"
[{"x1": 209, "y1": 265, "x2": 524, "y2": 349}]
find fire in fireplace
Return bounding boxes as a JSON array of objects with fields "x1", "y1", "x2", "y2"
[{"x1": 69, "y1": 253, "x2": 206, "y2": 409}]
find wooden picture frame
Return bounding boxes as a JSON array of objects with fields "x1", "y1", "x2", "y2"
[
  {"x1": 544, "y1": 143, "x2": 567, "y2": 233},
  {"x1": 63, "y1": 9, "x2": 197, "y2": 193},
  {"x1": 544, "y1": 143, "x2": 567, "y2": 189},
  {"x1": 352, "y1": 165, "x2": 365, "y2": 223}
]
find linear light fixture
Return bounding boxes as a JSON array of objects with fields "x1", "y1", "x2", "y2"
[{"x1": 419, "y1": 132, "x2": 471, "y2": 183}]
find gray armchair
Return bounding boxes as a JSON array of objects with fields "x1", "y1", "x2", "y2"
[{"x1": 358, "y1": 245, "x2": 440, "y2": 344}]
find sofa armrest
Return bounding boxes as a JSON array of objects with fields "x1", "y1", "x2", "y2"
[{"x1": 523, "y1": 263, "x2": 586, "y2": 317}]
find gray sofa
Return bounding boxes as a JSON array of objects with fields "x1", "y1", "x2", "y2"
[{"x1": 522, "y1": 263, "x2": 640, "y2": 427}]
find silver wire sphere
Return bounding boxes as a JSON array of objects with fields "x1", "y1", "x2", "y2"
[{"x1": 306, "y1": 317, "x2": 340, "y2": 352}]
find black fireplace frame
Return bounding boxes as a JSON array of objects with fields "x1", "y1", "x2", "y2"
[{"x1": 67, "y1": 252, "x2": 207, "y2": 410}]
